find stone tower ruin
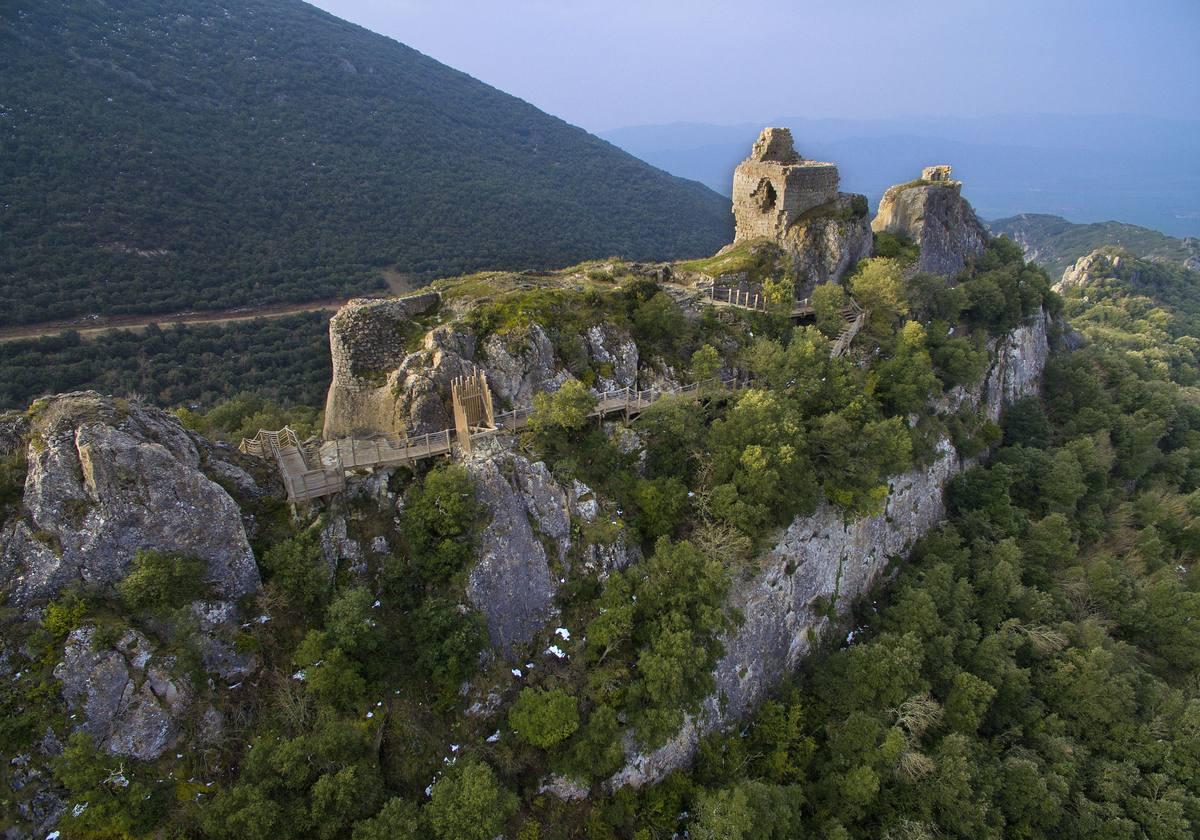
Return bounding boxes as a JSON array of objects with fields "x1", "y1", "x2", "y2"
[{"x1": 731, "y1": 127, "x2": 840, "y2": 243}]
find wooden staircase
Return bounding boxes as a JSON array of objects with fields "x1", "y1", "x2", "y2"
[{"x1": 831, "y1": 301, "x2": 867, "y2": 358}]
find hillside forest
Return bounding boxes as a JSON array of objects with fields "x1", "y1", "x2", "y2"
[{"x1": 15, "y1": 236, "x2": 1200, "y2": 838}]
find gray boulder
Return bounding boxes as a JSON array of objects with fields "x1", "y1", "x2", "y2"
[
  {"x1": 54, "y1": 626, "x2": 190, "y2": 761},
  {"x1": 0, "y1": 392, "x2": 260, "y2": 610},
  {"x1": 465, "y1": 445, "x2": 569, "y2": 657}
]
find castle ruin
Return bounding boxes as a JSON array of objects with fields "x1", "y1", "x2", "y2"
[
  {"x1": 921, "y1": 164, "x2": 955, "y2": 183},
  {"x1": 731, "y1": 128, "x2": 840, "y2": 242}
]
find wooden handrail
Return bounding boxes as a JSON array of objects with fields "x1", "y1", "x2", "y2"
[{"x1": 244, "y1": 373, "x2": 753, "y2": 502}]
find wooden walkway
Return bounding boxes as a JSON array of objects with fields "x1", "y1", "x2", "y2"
[
  {"x1": 242, "y1": 377, "x2": 747, "y2": 503},
  {"x1": 705, "y1": 285, "x2": 815, "y2": 319},
  {"x1": 831, "y1": 301, "x2": 867, "y2": 357},
  {"x1": 704, "y1": 284, "x2": 865, "y2": 359}
]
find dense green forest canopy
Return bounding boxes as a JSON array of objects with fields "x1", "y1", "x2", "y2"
[
  {"x1": 5, "y1": 239, "x2": 1129, "y2": 840},
  {"x1": 0, "y1": 0, "x2": 730, "y2": 327},
  {"x1": 0, "y1": 313, "x2": 332, "y2": 411},
  {"x1": 1057, "y1": 249, "x2": 1200, "y2": 385}
]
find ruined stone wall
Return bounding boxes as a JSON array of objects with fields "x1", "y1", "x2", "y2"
[
  {"x1": 322, "y1": 292, "x2": 440, "y2": 439},
  {"x1": 731, "y1": 128, "x2": 840, "y2": 243},
  {"x1": 732, "y1": 161, "x2": 840, "y2": 242}
]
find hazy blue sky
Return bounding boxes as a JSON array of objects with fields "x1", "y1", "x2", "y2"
[{"x1": 307, "y1": 0, "x2": 1200, "y2": 132}]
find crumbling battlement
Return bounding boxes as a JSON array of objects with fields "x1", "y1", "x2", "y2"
[
  {"x1": 327, "y1": 292, "x2": 440, "y2": 381},
  {"x1": 732, "y1": 128, "x2": 840, "y2": 242}
]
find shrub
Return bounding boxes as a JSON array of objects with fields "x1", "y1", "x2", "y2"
[
  {"x1": 812, "y1": 282, "x2": 849, "y2": 339},
  {"x1": 528, "y1": 380, "x2": 597, "y2": 436},
  {"x1": 402, "y1": 464, "x2": 478, "y2": 583},
  {"x1": 118, "y1": 550, "x2": 209, "y2": 612},
  {"x1": 509, "y1": 687, "x2": 580, "y2": 749},
  {"x1": 260, "y1": 530, "x2": 330, "y2": 611},
  {"x1": 45, "y1": 592, "x2": 88, "y2": 641},
  {"x1": 427, "y1": 759, "x2": 518, "y2": 840},
  {"x1": 0, "y1": 449, "x2": 27, "y2": 518}
]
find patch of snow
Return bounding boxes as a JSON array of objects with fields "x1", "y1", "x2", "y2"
[
  {"x1": 486, "y1": 730, "x2": 501, "y2": 743},
  {"x1": 546, "y1": 645, "x2": 567, "y2": 659},
  {"x1": 555, "y1": 627, "x2": 571, "y2": 641},
  {"x1": 511, "y1": 668, "x2": 522, "y2": 678}
]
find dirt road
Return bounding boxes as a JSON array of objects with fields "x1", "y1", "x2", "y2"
[
  {"x1": 0, "y1": 273, "x2": 429, "y2": 344},
  {"x1": 0, "y1": 299, "x2": 349, "y2": 344}
]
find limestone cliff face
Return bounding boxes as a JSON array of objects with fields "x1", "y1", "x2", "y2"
[
  {"x1": 55, "y1": 626, "x2": 193, "y2": 761},
  {"x1": 1056, "y1": 248, "x2": 1122, "y2": 291},
  {"x1": 610, "y1": 309, "x2": 1052, "y2": 789},
  {"x1": 465, "y1": 444, "x2": 568, "y2": 656},
  {"x1": 872, "y1": 170, "x2": 988, "y2": 277},
  {"x1": 0, "y1": 392, "x2": 261, "y2": 610},
  {"x1": 0, "y1": 393, "x2": 262, "y2": 767},
  {"x1": 462, "y1": 436, "x2": 639, "y2": 657},
  {"x1": 781, "y1": 195, "x2": 874, "y2": 296}
]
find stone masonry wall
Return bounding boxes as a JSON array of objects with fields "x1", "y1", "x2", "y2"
[
  {"x1": 732, "y1": 128, "x2": 840, "y2": 242},
  {"x1": 322, "y1": 292, "x2": 440, "y2": 439}
]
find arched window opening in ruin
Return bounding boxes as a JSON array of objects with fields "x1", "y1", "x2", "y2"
[{"x1": 752, "y1": 178, "x2": 777, "y2": 212}]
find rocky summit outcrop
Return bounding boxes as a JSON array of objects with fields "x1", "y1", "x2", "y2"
[
  {"x1": 873, "y1": 166, "x2": 988, "y2": 277},
  {"x1": 729, "y1": 128, "x2": 872, "y2": 294},
  {"x1": 610, "y1": 308, "x2": 1053, "y2": 789},
  {"x1": 0, "y1": 392, "x2": 261, "y2": 610},
  {"x1": 1056, "y1": 247, "x2": 1123, "y2": 291}
]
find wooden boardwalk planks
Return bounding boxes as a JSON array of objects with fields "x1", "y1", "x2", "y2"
[{"x1": 243, "y1": 377, "x2": 748, "y2": 503}]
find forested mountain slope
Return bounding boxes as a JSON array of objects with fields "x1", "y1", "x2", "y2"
[
  {"x1": 0, "y1": 0, "x2": 730, "y2": 327},
  {"x1": 991, "y1": 213, "x2": 1200, "y2": 277}
]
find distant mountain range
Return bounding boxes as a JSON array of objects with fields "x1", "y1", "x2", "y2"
[
  {"x1": 0, "y1": 0, "x2": 731, "y2": 327},
  {"x1": 989, "y1": 214, "x2": 1200, "y2": 278},
  {"x1": 600, "y1": 114, "x2": 1200, "y2": 240}
]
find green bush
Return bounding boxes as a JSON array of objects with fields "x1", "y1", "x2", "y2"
[
  {"x1": 0, "y1": 449, "x2": 26, "y2": 518},
  {"x1": 118, "y1": 549, "x2": 209, "y2": 612},
  {"x1": 528, "y1": 380, "x2": 598, "y2": 436},
  {"x1": 509, "y1": 687, "x2": 580, "y2": 749},
  {"x1": 260, "y1": 530, "x2": 330, "y2": 611},
  {"x1": 402, "y1": 464, "x2": 478, "y2": 584},
  {"x1": 427, "y1": 760, "x2": 518, "y2": 840}
]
